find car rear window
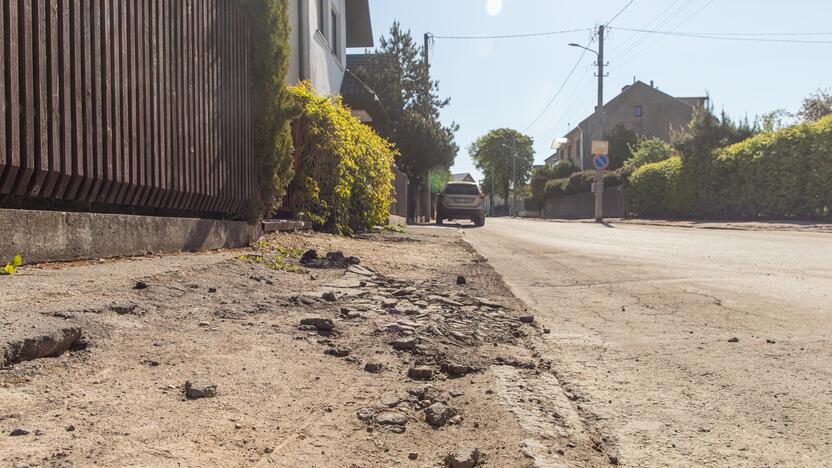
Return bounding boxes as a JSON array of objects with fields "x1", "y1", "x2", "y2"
[{"x1": 444, "y1": 184, "x2": 480, "y2": 195}]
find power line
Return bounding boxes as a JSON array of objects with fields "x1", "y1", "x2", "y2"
[
  {"x1": 609, "y1": 0, "x2": 699, "y2": 63},
  {"x1": 521, "y1": 36, "x2": 596, "y2": 133},
  {"x1": 606, "y1": 0, "x2": 637, "y2": 27},
  {"x1": 613, "y1": 0, "x2": 712, "y2": 68},
  {"x1": 606, "y1": 0, "x2": 687, "y2": 56},
  {"x1": 611, "y1": 27, "x2": 832, "y2": 43},
  {"x1": 432, "y1": 28, "x2": 592, "y2": 40}
]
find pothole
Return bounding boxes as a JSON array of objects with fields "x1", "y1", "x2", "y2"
[{"x1": 2, "y1": 327, "x2": 84, "y2": 367}]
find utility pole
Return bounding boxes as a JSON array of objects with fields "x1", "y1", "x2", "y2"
[
  {"x1": 512, "y1": 154, "x2": 517, "y2": 217},
  {"x1": 596, "y1": 25, "x2": 605, "y2": 111},
  {"x1": 422, "y1": 33, "x2": 432, "y2": 222}
]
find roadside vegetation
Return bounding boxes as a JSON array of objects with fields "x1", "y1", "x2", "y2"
[
  {"x1": 353, "y1": 22, "x2": 458, "y2": 212},
  {"x1": 530, "y1": 88, "x2": 832, "y2": 220},
  {"x1": 290, "y1": 84, "x2": 397, "y2": 235},
  {"x1": 469, "y1": 128, "x2": 535, "y2": 209},
  {"x1": 244, "y1": 0, "x2": 299, "y2": 221}
]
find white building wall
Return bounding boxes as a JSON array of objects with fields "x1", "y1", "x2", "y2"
[
  {"x1": 287, "y1": 0, "x2": 300, "y2": 83},
  {"x1": 286, "y1": 0, "x2": 348, "y2": 97}
]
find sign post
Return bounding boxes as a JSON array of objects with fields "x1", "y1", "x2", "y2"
[{"x1": 591, "y1": 141, "x2": 610, "y2": 223}]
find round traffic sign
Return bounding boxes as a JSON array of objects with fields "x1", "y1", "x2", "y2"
[{"x1": 593, "y1": 154, "x2": 609, "y2": 170}]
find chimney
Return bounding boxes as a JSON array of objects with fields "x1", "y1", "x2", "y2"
[{"x1": 650, "y1": 80, "x2": 655, "y2": 88}]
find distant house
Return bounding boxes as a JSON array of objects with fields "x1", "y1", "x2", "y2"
[
  {"x1": 551, "y1": 80, "x2": 707, "y2": 170},
  {"x1": 451, "y1": 173, "x2": 476, "y2": 183}
]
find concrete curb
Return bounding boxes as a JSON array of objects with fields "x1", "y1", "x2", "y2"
[{"x1": 0, "y1": 209, "x2": 260, "y2": 264}]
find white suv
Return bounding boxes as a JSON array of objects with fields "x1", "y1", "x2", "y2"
[{"x1": 436, "y1": 182, "x2": 486, "y2": 227}]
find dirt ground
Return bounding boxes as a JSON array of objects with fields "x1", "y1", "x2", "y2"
[{"x1": 0, "y1": 227, "x2": 610, "y2": 467}]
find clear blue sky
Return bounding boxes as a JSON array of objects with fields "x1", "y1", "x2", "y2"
[{"x1": 354, "y1": 0, "x2": 832, "y2": 181}]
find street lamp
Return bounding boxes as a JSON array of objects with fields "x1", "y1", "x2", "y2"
[{"x1": 568, "y1": 43, "x2": 598, "y2": 55}]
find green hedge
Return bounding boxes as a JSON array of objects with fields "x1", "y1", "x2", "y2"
[
  {"x1": 627, "y1": 156, "x2": 683, "y2": 217},
  {"x1": 291, "y1": 84, "x2": 396, "y2": 234},
  {"x1": 544, "y1": 168, "x2": 630, "y2": 199},
  {"x1": 629, "y1": 115, "x2": 832, "y2": 218}
]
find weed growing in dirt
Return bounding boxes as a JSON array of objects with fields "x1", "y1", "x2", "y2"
[
  {"x1": 383, "y1": 224, "x2": 407, "y2": 233},
  {"x1": 240, "y1": 239, "x2": 305, "y2": 273},
  {"x1": 1, "y1": 255, "x2": 23, "y2": 275}
]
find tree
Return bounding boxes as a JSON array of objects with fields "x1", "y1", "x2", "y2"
[
  {"x1": 243, "y1": 0, "x2": 299, "y2": 220},
  {"x1": 469, "y1": 129, "x2": 535, "y2": 207},
  {"x1": 429, "y1": 167, "x2": 452, "y2": 195},
  {"x1": 604, "y1": 124, "x2": 639, "y2": 170},
  {"x1": 353, "y1": 22, "x2": 458, "y2": 190},
  {"x1": 797, "y1": 88, "x2": 832, "y2": 122}
]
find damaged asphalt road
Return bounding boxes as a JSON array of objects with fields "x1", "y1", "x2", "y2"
[{"x1": 0, "y1": 227, "x2": 616, "y2": 467}]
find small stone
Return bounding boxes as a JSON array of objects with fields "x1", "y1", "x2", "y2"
[
  {"x1": 300, "y1": 249, "x2": 319, "y2": 265},
  {"x1": 325, "y1": 251, "x2": 346, "y2": 263},
  {"x1": 356, "y1": 407, "x2": 376, "y2": 422},
  {"x1": 728, "y1": 337, "x2": 740, "y2": 343},
  {"x1": 392, "y1": 338, "x2": 417, "y2": 351},
  {"x1": 300, "y1": 317, "x2": 335, "y2": 331},
  {"x1": 65, "y1": 425, "x2": 75, "y2": 432},
  {"x1": 518, "y1": 315, "x2": 535, "y2": 324},
  {"x1": 184, "y1": 381, "x2": 217, "y2": 399},
  {"x1": 381, "y1": 392, "x2": 400, "y2": 408},
  {"x1": 445, "y1": 447, "x2": 480, "y2": 468},
  {"x1": 408, "y1": 452, "x2": 418, "y2": 460},
  {"x1": 299, "y1": 296, "x2": 317, "y2": 305},
  {"x1": 425, "y1": 402, "x2": 454, "y2": 427},
  {"x1": 392, "y1": 288, "x2": 416, "y2": 297},
  {"x1": 347, "y1": 256, "x2": 361, "y2": 265},
  {"x1": 456, "y1": 276, "x2": 466, "y2": 285},
  {"x1": 408, "y1": 367, "x2": 433, "y2": 380},
  {"x1": 198, "y1": 321, "x2": 211, "y2": 327},
  {"x1": 322, "y1": 291, "x2": 337, "y2": 302},
  {"x1": 450, "y1": 390, "x2": 464, "y2": 398},
  {"x1": 234, "y1": 423, "x2": 243, "y2": 430},
  {"x1": 441, "y1": 362, "x2": 472, "y2": 377},
  {"x1": 375, "y1": 411, "x2": 407, "y2": 426},
  {"x1": 208, "y1": 287, "x2": 218, "y2": 293},
  {"x1": 9, "y1": 428, "x2": 29, "y2": 437},
  {"x1": 408, "y1": 385, "x2": 432, "y2": 400},
  {"x1": 543, "y1": 328, "x2": 551, "y2": 334},
  {"x1": 766, "y1": 339, "x2": 776, "y2": 344},
  {"x1": 134, "y1": 281, "x2": 148, "y2": 290},
  {"x1": 448, "y1": 415, "x2": 463, "y2": 425},
  {"x1": 609, "y1": 454, "x2": 620, "y2": 465},
  {"x1": 325, "y1": 347, "x2": 352, "y2": 357},
  {"x1": 364, "y1": 362, "x2": 383, "y2": 374},
  {"x1": 264, "y1": 447, "x2": 274, "y2": 454}
]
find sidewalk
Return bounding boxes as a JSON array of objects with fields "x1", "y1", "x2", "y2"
[{"x1": 1, "y1": 227, "x2": 545, "y2": 467}]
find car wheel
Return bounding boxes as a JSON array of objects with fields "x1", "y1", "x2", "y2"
[
  {"x1": 475, "y1": 216, "x2": 485, "y2": 227},
  {"x1": 436, "y1": 217, "x2": 443, "y2": 226}
]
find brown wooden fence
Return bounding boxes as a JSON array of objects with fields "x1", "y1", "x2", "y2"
[{"x1": 0, "y1": 0, "x2": 254, "y2": 216}]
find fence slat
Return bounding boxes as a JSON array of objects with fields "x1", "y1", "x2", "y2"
[{"x1": 0, "y1": 0, "x2": 254, "y2": 216}]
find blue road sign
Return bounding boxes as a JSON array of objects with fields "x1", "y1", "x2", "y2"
[{"x1": 593, "y1": 154, "x2": 609, "y2": 170}]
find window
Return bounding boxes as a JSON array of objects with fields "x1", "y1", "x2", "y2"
[
  {"x1": 634, "y1": 105, "x2": 643, "y2": 118},
  {"x1": 317, "y1": 0, "x2": 325, "y2": 32},
  {"x1": 444, "y1": 184, "x2": 481, "y2": 195},
  {"x1": 331, "y1": 10, "x2": 339, "y2": 56}
]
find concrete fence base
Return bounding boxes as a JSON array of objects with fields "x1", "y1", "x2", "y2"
[{"x1": 0, "y1": 209, "x2": 260, "y2": 264}]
